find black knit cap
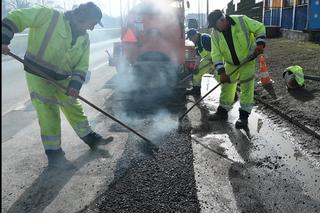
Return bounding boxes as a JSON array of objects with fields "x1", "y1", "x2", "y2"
[
  {"x1": 186, "y1": 28, "x2": 199, "y2": 39},
  {"x1": 74, "y1": 2, "x2": 103, "y2": 27},
  {"x1": 207, "y1": 9, "x2": 224, "y2": 28}
]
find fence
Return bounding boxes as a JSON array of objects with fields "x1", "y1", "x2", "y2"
[
  {"x1": 5, "y1": 28, "x2": 121, "y2": 57},
  {"x1": 226, "y1": 0, "x2": 263, "y2": 22},
  {"x1": 264, "y1": 5, "x2": 308, "y2": 31}
]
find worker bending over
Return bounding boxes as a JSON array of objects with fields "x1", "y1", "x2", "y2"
[
  {"x1": 283, "y1": 65, "x2": 305, "y2": 89},
  {"x1": 185, "y1": 28, "x2": 214, "y2": 95},
  {"x1": 2, "y1": 2, "x2": 113, "y2": 168},
  {"x1": 207, "y1": 9, "x2": 266, "y2": 129}
]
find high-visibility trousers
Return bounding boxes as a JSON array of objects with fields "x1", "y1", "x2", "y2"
[
  {"x1": 214, "y1": 60, "x2": 256, "y2": 113},
  {"x1": 192, "y1": 58, "x2": 213, "y2": 87},
  {"x1": 26, "y1": 73, "x2": 92, "y2": 151}
]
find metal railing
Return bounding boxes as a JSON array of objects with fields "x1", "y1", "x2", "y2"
[
  {"x1": 264, "y1": 5, "x2": 308, "y2": 31},
  {"x1": 2, "y1": 28, "x2": 121, "y2": 61}
]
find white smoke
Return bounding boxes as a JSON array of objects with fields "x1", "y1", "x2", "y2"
[{"x1": 109, "y1": 0, "x2": 185, "y2": 139}]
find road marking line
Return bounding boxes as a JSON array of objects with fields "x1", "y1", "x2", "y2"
[
  {"x1": 2, "y1": 97, "x2": 30, "y2": 116},
  {"x1": 92, "y1": 63, "x2": 106, "y2": 71}
]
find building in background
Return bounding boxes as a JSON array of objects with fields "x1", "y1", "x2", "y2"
[
  {"x1": 225, "y1": 0, "x2": 319, "y2": 42},
  {"x1": 263, "y1": 0, "x2": 320, "y2": 42},
  {"x1": 226, "y1": 0, "x2": 264, "y2": 22},
  {"x1": 185, "y1": 13, "x2": 207, "y2": 28}
]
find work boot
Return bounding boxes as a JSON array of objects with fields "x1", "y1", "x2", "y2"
[
  {"x1": 45, "y1": 149, "x2": 73, "y2": 169},
  {"x1": 208, "y1": 106, "x2": 228, "y2": 121},
  {"x1": 81, "y1": 132, "x2": 114, "y2": 150},
  {"x1": 185, "y1": 86, "x2": 201, "y2": 95},
  {"x1": 235, "y1": 109, "x2": 250, "y2": 129}
]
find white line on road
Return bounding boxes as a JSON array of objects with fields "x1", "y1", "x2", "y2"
[
  {"x1": 2, "y1": 97, "x2": 30, "y2": 117},
  {"x1": 92, "y1": 63, "x2": 107, "y2": 71}
]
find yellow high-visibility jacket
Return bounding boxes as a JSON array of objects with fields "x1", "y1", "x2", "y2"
[
  {"x1": 283, "y1": 65, "x2": 305, "y2": 87},
  {"x1": 211, "y1": 15, "x2": 266, "y2": 73},
  {"x1": 195, "y1": 34, "x2": 212, "y2": 61},
  {"x1": 2, "y1": 6, "x2": 90, "y2": 90}
]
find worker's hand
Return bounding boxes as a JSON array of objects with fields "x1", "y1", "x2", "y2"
[
  {"x1": 254, "y1": 44, "x2": 264, "y2": 56},
  {"x1": 220, "y1": 72, "x2": 230, "y2": 83},
  {"x1": 66, "y1": 87, "x2": 79, "y2": 97},
  {"x1": 2, "y1": 44, "x2": 10, "y2": 55}
]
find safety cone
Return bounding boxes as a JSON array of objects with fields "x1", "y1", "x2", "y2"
[{"x1": 258, "y1": 54, "x2": 273, "y2": 85}]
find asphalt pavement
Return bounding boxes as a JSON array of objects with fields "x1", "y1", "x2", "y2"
[{"x1": 2, "y1": 41, "x2": 320, "y2": 212}]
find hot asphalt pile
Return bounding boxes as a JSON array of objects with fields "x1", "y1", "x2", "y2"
[{"x1": 81, "y1": 130, "x2": 200, "y2": 212}]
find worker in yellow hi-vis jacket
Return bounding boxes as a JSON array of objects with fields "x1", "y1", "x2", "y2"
[
  {"x1": 185, "y1": 28, "x2": 214, "y2": 95},
  {"x1": 2, "y1": 2, "x2": 113, "y2": 168},
  {"x1": 207, "y1": 9, "x2": 266, "y2": 129}
]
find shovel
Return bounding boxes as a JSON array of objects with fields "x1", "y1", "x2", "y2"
[
  {"x1": 7, "y1": 52, "x2": 159, "y2": 155},
  {"x1": 304, "y1": 74, "x2": 320, "y2": 82}
]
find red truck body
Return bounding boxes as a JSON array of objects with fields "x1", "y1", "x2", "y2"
[{"x1": 110, "y1": 0, "x2": 195, "y2": 72}]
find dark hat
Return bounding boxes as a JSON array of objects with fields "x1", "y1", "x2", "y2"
[
  {"x1": 186, "y1": 28, "x2": 198, "y2": 39},
  {"x1": 74, "y1": 2, "x2": 104, "y2": 27},
  {"x1": 207, "y1": 9, "x2": 224, "y2": 28}
]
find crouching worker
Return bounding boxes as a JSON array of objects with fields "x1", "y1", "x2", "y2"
[
  {"x1": 207, "y1": 9, "x2": 266, "y2": 129},
  {"x1": 283, "y1": 65, "x2": 305, "y2": 90},
  {"x1": 185, "y1": 28, "x2": 214, "y2": 95},
  {"x1": 2, "y1": 2, "x2": 113, "y2": 168}
]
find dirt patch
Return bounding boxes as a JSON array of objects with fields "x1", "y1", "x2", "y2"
[{"x1": 255, "y1": 38, "x2": 320, "y2": 155}]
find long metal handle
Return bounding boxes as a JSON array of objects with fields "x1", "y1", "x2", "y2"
[
  {"x1": 304, "y1": 74, "x2": 320, "y2": 82},
  {"x1": 179, "y1": 54, "x2": 256, "y2": 121},
  {"x1": 7, "y1": 52, "x2": 157, "y2": 151}
]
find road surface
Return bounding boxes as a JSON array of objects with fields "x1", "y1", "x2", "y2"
[{"x1": 2, "y1": 40, "x2": 320, "y2": 212}]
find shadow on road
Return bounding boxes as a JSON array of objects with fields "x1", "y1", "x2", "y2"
[
  {"x1": 288, "y1": 88, "x2": 319, "y2": 102},
  {"x1": 197, "y1": 119, "x2": 320, "y2": 212},
  {"x1": 262, "y1": 83, "x2": 277, "y2": 99},
  {"x1": 6, "y1": 149, "x2": 110, "y2": 213},
  {"x1": 185, "y1": 94, "x2": 211, "y2": 136}
]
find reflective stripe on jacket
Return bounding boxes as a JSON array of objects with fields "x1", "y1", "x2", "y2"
[
  {"x1": 2, "y1": 6, "x2": 89, "y2": 90},
  {"x1": 210, "y1": 15, "x2": 266, "y2": 72},
  {"x1": 195, "y1": 34, "x2": 212, "y2": 61}
]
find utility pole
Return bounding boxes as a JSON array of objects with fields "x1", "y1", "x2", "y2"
[
  {"x1": 207, "y1": 0, "x2": 209, "y2": 18},
  {"x1": 198, "y1": 0, "x2": 200, "y2": 28},
  {"x1": 120, "y1": 0, "x2": 123, "y2": 29},
  {"x1": 2, "y1": 0, "x2": 6, "y2": 18}
]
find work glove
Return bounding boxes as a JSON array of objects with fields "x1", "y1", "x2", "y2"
[
  {"x1": 2, "y1": 44, "x2": 10, "y2": 55},
  {"x1": 220, "y1": 71, "x2": 230, "y2": 83},
  {"x1": 66, "y1": 87, "x2": 79, "y2": 98},
  {"x1": 254, "y1": 44, "x2": 264, "y2": 56}
]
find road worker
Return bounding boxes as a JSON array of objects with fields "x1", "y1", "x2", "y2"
[
  {"x1": 2, "y1": 2, "x2": 113, "y2": 168},
  {"x1": 207, "y1": 9, "x2": 266, "y2": 129},
  {"x1": 283, "y1": 65, "x2": 305, "y2": 89},
  {"x1": 185, "y1": 28, "x2": 214, "y2": 95}
]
